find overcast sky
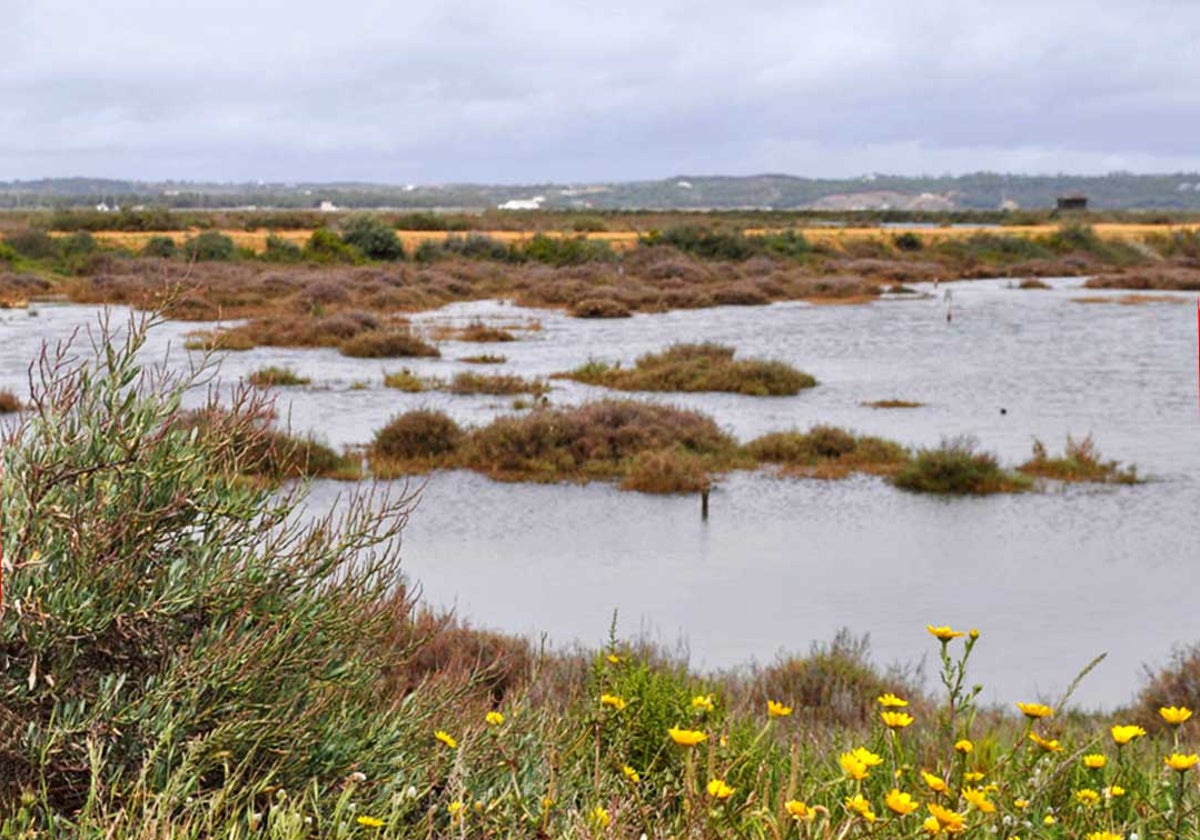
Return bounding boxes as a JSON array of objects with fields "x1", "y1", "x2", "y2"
[{"x1": 4, "y1": 0, "x2": 1200, "y2": 183}]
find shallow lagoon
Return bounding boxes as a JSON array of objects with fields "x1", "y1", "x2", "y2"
[{"x1": 3, "y1": 277, "x2": 1197, "y2": 708}]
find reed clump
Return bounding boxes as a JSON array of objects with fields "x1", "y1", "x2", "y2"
[
  {"x1": 461, "y1": 353, "x2": 507, "y2": 364},
  {"x1": 891, "y1": 437, "x2": 1032, "y2": 495},
  {"x1": 382, "y1": 368, "x2": 428, "y2": 392},
  {"x1": 1018, "y1": 435, "x2": 1139, "y2": 484},
  {"x1": 447, "y1": 371, "x2": 550, "y2": 397},
  {"x1": 560, "y1": 342, "x2": 816, "y2": 396}
]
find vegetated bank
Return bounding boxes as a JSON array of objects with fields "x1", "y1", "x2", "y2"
[
  {"x1": 5, "y1": 212, "x2": 1200, "y2": 322},
  {"x1": 0, "y1": 324, "x2": 1191, "y2": 838}
]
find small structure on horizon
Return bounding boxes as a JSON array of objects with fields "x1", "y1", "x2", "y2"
[{"x1": 1056, "y1": 193, "x2": 1088, "y2": 211}]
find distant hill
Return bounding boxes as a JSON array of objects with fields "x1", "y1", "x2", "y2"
[{"x1": 3, "y1": 172, "x2": 1200, "y2": 211}]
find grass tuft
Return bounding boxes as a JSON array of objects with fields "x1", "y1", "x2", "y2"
[{"x1": 246, "y1": 365, "x2": 311, "y2": 387}]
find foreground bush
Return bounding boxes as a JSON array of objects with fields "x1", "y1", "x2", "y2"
[
  {"x1": 561, "y1": 342, "x2": 816, "y2": 396},
  {"x1": 0, "y1": 315, "x2": 431, "y2": 823}
]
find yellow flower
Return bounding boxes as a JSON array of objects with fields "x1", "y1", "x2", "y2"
[
  {"x1": 1017, "y1": 702, "x2": 1053, "y2": 719},
  {"x1": 356, "y1": 816, "x2": 384, "y2": 828},
  {"x1": 1028, "y1": 732, "x2": 1062, "y2": 752},
  {"x1": 1085, "y1": 833, "x2": 1122, "y2": 840},
  {"x1": 706, "y1": 778, "x2": 735, "y2": 800},
  {"x1": 1075, "y1": 788, "x2": 1101, "y2": 806},
  {"x1": 590, "y1": 806, "x2": 611, "y2": 828},
  {"x1": 852, "y1": 746, "x2": 885, "y2": 767},
  {"x1": 767, "y1": 699, "x2": 793, "y2": 717},
  {"x1": 434, "y1": 730, "x2": 458, "y2": 749},
  {"x1": 1013, "y1": 798, "x2": 1029, "y2": 809},
  {"x1": 784, "y1": 800, "x2": 812, "y2": 821},
  {"x1": 485, "y1": 711, "x2": 505, "y2": 726},
  {"x1": 927, "y1": 803, "x2": 966, "y2": 833},
  {"x1": 606, "y1": 653, "x2": 621, "y2": 665},
  {"x1": 1043, "y1": 814, "x2": 1056, "y2": 826},
  {"x1": 963, "y1": 771, "x2": 984, "y2": 783},
  {"x1": 845, "y1": 793, "x2": 876, "y2": 823},
  {"x1": 878, "y1": 692, "x2": 910, "y2": 707},
  {"x1": 1161, "y1": 706, "x2": 1193, "y2": 725},
  {"x1": 540, "y1": 796, "x2": 555, "y2": 811},
  {"x1": 921, "y1": 771, "x2": 948, "y2": 793},
  {"x1": 1165, "y1": 753, "x2": 1200, "y2": 772},
  {"x1": 839, "y1": 752, "x2": 870, "y2": 780},
  {"x1": 1106, "y1": 785, "x2": 1126, "y2": 797},
  {"x1": 621, "y1": 765, "x2": 640, "y2": 783},
  {"x1": 922, "y1": 815, "x2": 941, "y2": 834},
  {"x1": 691, "y1": 694, "x2": 715, "y2": 712},
  {"x1": 881, "y1": 711, "x2": 915, "y2": 729},
  {"x1": 600, "y1": 694, "x2": 627, "y2": 711},
  {"x1": 668, "y1": 727, "x2": 707, "y2": 746},
  {"x1": 885, "y1": 788, "x2": 919, "y2": 816},
  {"x1": 969, "y1": 628, "x2": 980, "y2": 639},
  {"x1": 1110, "y1": 724, "x2": 1146, "y2": 745},
  {"x1": 927, "y1": 625, "x2": 965, "y2": 641},
  {"x1": 1083, "y1": 753, "x2": 1107, "y2": 769},
  {"x1": 953, "y1": 739, "x2": 974, "y2": 754},
  {"x1": 961, "y1": 787, "x2": 995, "y2": 813}
]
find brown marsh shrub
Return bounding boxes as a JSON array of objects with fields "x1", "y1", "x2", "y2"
[
  {"x1": 570, "y1": 297, "x2": 632, "y2": 318},
  {"x1": 0, "y1": 388, "x2": 23, "y2": 413},
  {"x1": 561, "y1": 343, "x2": 816, "y2": 397},
  {"x1": 619, "y1": 447, "x2": 713, "y2": 494},
  {"x1": 372, "y1": 409, "x2": 463, "y2": 461},
  {"x1": 340, "y1": 329, "x2": 440, "y2": 358},
  {"x1": 460, "y1": 400, "x2": 737, "y2": 483}
]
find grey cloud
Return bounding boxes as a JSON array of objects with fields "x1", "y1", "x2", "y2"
[{"x1": 4, "y1": 0, "x2": 1200, "y2": 182}]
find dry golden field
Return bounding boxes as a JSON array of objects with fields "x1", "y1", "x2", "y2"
[{"x1": 68, "y1": 222, "x2": 1200, "y2": 255}]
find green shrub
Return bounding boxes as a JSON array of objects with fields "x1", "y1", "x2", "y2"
[
  {"x1": 891, "y1": 438, "x2": 1030, "y2": 495},
  {"x1": 1018, "y1": 435, "x2": 1138, "y2": 484},
  {"x1": 341, "y1": 215, "x2": 405, "y2": 261},
  {"x1": 515, "y1": 233, "x2": 615, "y2": 266},
  {"x1": 182, "y1": 230, "x2": 236, "y2": 261},
  {"x1": 3, "y1": 228, "x2": 58, "y2": 259},
  {"x1": 262, "y1": 233, "x2": 303, "y2": 262},
  {"x1": 303, "y1": 227, "x2": 359, "y2": 263},
  {"x1": 0, "y1": 316, "x2": 417, "y2": 821},
  {"x1": 140, "y1": 235, "x2": 178, "y2": 258}
]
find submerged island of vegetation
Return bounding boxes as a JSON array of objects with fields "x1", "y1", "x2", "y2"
[{"x1": 557, "y1": 342, "x2": 816, "y2": 396}]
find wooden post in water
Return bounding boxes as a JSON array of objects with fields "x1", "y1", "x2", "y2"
[{"x1": 700, "y1": 487, "x2": 710, "y2": 522}]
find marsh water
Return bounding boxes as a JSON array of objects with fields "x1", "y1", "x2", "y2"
[{"x1": 3, "y1": 277, "x2": 1198, "y2": 709}]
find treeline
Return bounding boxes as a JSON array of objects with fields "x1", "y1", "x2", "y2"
[{"x1": 8, "y1": 172, "x2": 1200, "y2": 210}]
